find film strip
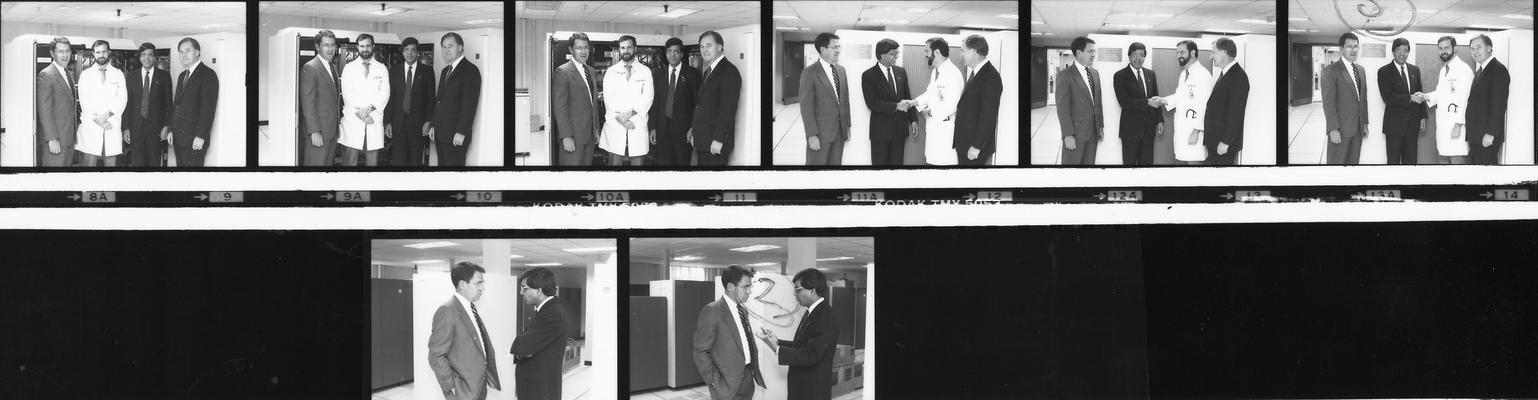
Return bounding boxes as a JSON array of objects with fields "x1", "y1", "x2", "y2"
[{"x1": 1, "y1": 183, "x2": 1531, "y2": 207}]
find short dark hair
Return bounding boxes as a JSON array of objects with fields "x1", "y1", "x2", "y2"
[
  {"x1": 1391, "y1": 38, "x2": 1410, "y2": 53},
  {"x1": 450, "y1": 261, "x2": 485, "y2": 288},
  {"x1": 720, "y1": 265, "x2": 753, "y2": 290},
  {"x1": 178, "y1": 37, "x2": 200, "y2": 52},
  {"x1": 441, "y1": 32, "x2": 464, "y2": 47},
  {"x1": 1070, "y1": 36, "x2": 1095, "y2": 56},
  {"x1": 618, "y1": 35, "x2": 637, "y2": 47},
  {"x1": 925, "y1": 37, "x2": 949, "y2": 57},
  {"x1": 401, "y1": 37, "x2": 418, "y2": 48},
  {"x1": 356, "y1": 33, "x2": 375, "y2": 45},
  {"x1": 1214, "y1": 37, "x2": 1237, "y2": 58},
  {"x1": 814, "y1": 32, "x2": 840, "y2": 53},
  {"x1": 50, "y1": 36, "x2": 71, "y2": 52},
  {"x1": 1128, "y1": 42, "x2": 1146, "y2": 57},
  {"x1": 521, "y1": 267, "x2": 558, "y2": 296},
  {"x1": 792, "y1": 268, "x2": 828, "y2": 298},
  {"x1": 1437, "y1": 36, "x2": 1457, "y2": 47},
  {"x1": 699, "y1": 30, "x2": 724, "y2": 47},
  {"x1": 664, "y1": 37, "x2": 684, "y2": 52},
  {"x1": 138, "y1": 42, "x2": 156, "y2": 53},
  {"x1": 91, "y1": 40, "x2": 110, "y2": 51},
  {"x1": 1176, "y1": 40, "x2": 1197, "y2": 53},
  {"x1": 1338, "y1": 32, "x2": 1359, "y2": 47},
  {"x1": 964, "y1": 35, "x2": 989, "y2": 57},
  {"x1": 1472, "y1": 34, "x2": 1493, "y2": 48},
  {"x1": 875, "y1": 38, "x2": 899, "y2": 57},
  {"x1": 569, "y1": 32, "x2": 590, "y2": 46}
]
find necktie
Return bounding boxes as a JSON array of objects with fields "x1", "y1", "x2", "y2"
[
  {"x1": 1399, "y1": 63, "x2": 1409, "y2": 91},
  {"x1": 404, "y1": 65, "x2": 412, "y2": 114},
  {"x1": 1086, "y1": 67, "x2": 1099, "y2": 105},
  {"x1": 831, "y1": 64, "x2": 843, "y2": 105},
  {"x1": 1217, "y1": 68, "x2": 1223, "y2": 84},
  {"x1": 703, "y1": 64, "x2": 713, "y2": 83},
  {"x1": 470, "y1": 303, "x2": 500, "y2": 389},
  {"x1": 967, "y1": 68, "x2": 974, "y2": 85},
  {"x1": 1475, "y1": 64, "x2": 1483, "y2": 80},
  {"x1": 176, "y1": 69, "x2": 188, "y2": 103},
  {"x1": 736, "y1": 303, "x2": 764, "y2": 387},
  {"x1": 328, "y1": 61, "x2": 339, "y2": 87},
  {"x1": 1181, "y1": 68, "x2": 1188, "y2": 85},
  {"x1": 363, "y1": 61, "x2": 370, "y2": 77},
  {"x1": 1135, "y1": 68, "x2": 1146, "y2": 98},
  {"x1": 439, "y1": 64, "x2": 452, "y2": 98},
  {"x1": 1354, "y1": 65, "x2": 1367, "y2": 119},
  {"x1": 886, "y1": 66, "x2": 897, "y2": 94},
  {"x1": 64, "y1": 66, "x2": 78, "y2": 107},
  {"x1": 142, "y1": 71, "x2": 150, "y2": 116},
  {"x1": 666, "y1": 66, "x2": 676, "y2": 118},
  {"x1": 582, "y1": 66, "x2": 598, "y2": 126},
  {"x1": 99, "y1": 67, "x2": 106, "y2": 83}
]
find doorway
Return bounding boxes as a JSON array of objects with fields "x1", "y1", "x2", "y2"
[
  {"x1": 782, "y1": 40, "x2": 806, "y2": 104},
  {"x1": 1290, "y1": 43, "x2": 1313, "y2": 106}
]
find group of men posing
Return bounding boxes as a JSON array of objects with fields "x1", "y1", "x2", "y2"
[
  {"x1": 299, "y1": 30, "x2": 482, "y2": 167},
  {"x1": 35, "y1": 36, "x2": 217, "y2": 167}
]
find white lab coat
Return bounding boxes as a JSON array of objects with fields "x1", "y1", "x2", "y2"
[
  {"x1": 1161, "y1": 62, "x2": 1214, "y2": 162},
  {"x1": 74, "y1": 64, "x2": 127, "y2": 156},
  {"x1": 599, "y1": 60, "x2": 653, "y2": 157},
  {"x1": 1422, "y1": 60, "x2": 1474, "y2": 157},
  {"x1": 912, "y1": 60, "x2": 964, "y2": 165},
  {"x1": 339, "y1": 57, "x2": 391, "y2": 151}
]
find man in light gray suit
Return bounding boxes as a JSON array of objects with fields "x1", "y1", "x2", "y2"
[
  {"x1": 1323, "y1": 32, "x2": 1369, "y2": 165},
  {"x1": 300, "y1": 29, "x2": 343, "y2": 166},
  {"x1": 693, "y1": 265, "x2": 765, "y2": 400},
  {"x1": 36, "y1": 36, "x2": 79, "y2": 167},
  {"x1": 1055, "y1": 36, "x2": 1104, "y2": 165},
  {"x1": 553, "y1": 32, "x2": 600, "y2": 166},
  {"x1": 428, "y1": 262, "x2": 502, "y2": 400},
  {"x1": 799, "y1": 32, "x2": 851, "y2": 166}
]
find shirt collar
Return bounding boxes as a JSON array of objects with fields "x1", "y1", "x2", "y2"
[
  {"x1": 974, "y1": 59, "x2": 992, "y2": 73},
  {"x1": 807, "y1": 297, "x2": 825, "y2": 314},
  {"x1": 535, "y1": 296, "x2": 554, "y2": 312},
  {"x1": 1476, "y1": 55, "x2": 1496, "y2": 70},
  {"x1": 454, "y1": 292, "x2": 474, "y2": 312},
  {"x1": 706, "y1": 55, "x2": 724, "y2": 72}
]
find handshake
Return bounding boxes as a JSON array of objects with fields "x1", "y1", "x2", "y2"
[
  {"x1": 897, "y1": 99, "x2": 917, "y2": 111},
  {"x1": 1410, "y1": 92, "x2": 1428, "y2": 103},
  {"x1": 1147, "y1": 96, "x2": 1165, "y2": 108}
]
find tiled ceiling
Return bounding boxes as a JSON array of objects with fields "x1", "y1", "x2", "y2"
[
  {"x1": 516, "y1": 1, "x2": 760, "y2": 30},
  {"x1": 630, "y1": 237, "x2": 874, "y2": 272},
  {"x1": 0, "y1": 2, "x2": 246, "y2": 34},
  {"x1": 1289, "y1": 0, "x2": 1532, "y2": 34},
  {"x1": 260, "y1": 1, "x2": 505, "y2": 29},
  {"x1": 1030, "y1": 1, "x2": 1276, "y2": 38},
  {"x1": 372, "y1": 238, "x2": 615, "y2": 269},
  {"x1": 774, "y1": 1, "x2": 1018, "y2": 33}
]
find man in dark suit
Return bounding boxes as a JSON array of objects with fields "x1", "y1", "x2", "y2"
[
  {"x1": 691, "y1": 30, "x2": 741, "y2": 166},
  {"x1": 1112, "y1": 42, "x2": 1163, "y2": 166},
  {"x1": 1055, "y1": 36, "x2": 1103, "y2": 165},
  {"x1": 36, "y1": 36, "x2": 79, "y2": 167},
  {"x1": 758, "y1": 268, "x2": 838, "y2": 400},
  {"x1": 1465, "y1": 34, "x2": 1509, "y2": 165},
  {"x1": 1203, "y1": 37, "x2": 1248, "y2": 166},
  {"x1": 693, "y1": 265, "x2": 764, "y2": 400},
  {"x1": 862, "y1": 38, "x2": 916, "y2": 166},
  {"x1": 648, "y1": 37, "x2": 700, "y2": 166},
  {"x1": 510, "y1": 268, "x2": 568, "y2": 400},
  {"x1": 300, "y1": 30, "x2": 342, "y2": 166},
  {"x1": 955, "y1": 35, "x2": 1003, "y2": 166},
  {"x1": 386, "y1": 36, "x2": 435, "y2": 166},
  {"x1": 1322, "y1": 33, "x2": 1368, "y2": 165},
  {"x1": 1377, "y1": 38, "x2": 1427, "y2": 165},
  {"x1": 429, "y1": 32, "x2": 482, "y2": 166},
  {"x1": 124, "y1": 43, "x2": 174, "y2": 167},
  {"x1": 169, "y1": 37, "x2": 218, "y2": 167},
  {"x1": 800, "y1": 32, "x2": 851, "y2": 166},
  {"x1": 429, "y1": 262, "x2": 501, "y2": 400},
  {"x1": 554, "y1": 32, "x2": 600, "y2": 166}
]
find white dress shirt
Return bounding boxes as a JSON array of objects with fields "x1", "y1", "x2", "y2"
[
  {"x1": 815, "y1": 58, "x2": 840, "y2": 104},
  {"x1": 598, "y1": 59, "x2": 654, "y2": 157},
  {"x1": 74, "y1": 62, "x2": 127, "y2": 156},
  {"x1": 454, "y1": 293, "x2": 486, "y2": 352},
  {"x1": 722, "y1": 296, "x2": 754, "y2": 363},
  {"x1": 339, "y1": 56, "x2": 391, "y2": 151}
]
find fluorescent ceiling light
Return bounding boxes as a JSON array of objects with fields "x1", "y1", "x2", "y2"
[
  {"x1": 1469, "y1": 24, "x2": 1513, "y2": 30},
  {"x1": 1289, "y1": 17, "x2": 1309, "y2": 21},
  {"x1": 730, "y1": 245, "x2": 782, "y2": 252},
  {"x1": 774, "y1": 15, "x2": 797, "y2": 19},
  {"x1": 775, "y1": 26, "x2": 808, "y2": 30},
  {"x1": 1111, "y1": 12, "x2": 1172, "y2": 19},
  {"x1": 966, "y1": 24, "x2": 1011, "y2": 30},
  {"x1": 1031, "y1": 20, "x2": 1044, "y2": 25},
  {"x1": 657, "y1": 8, "x2": 699, "y2": 18},
  {"x1": 673, "y1": 255, "x2": 705, "y2": 261},
  {"x1": 1500, "y1": 14, "x2": 1532, "y2": 20},
  {"x1": 410, "y1": 259, "x2": 444, "y2": 264},
  {"x1": 999, "y1": 14, "x2": 1018, "y2": 19},
  {"x1": 747, "y1": 262, "x2": 778, "y2": 267},
  {"x1": 1105, "y1": 24, "x2": 1154, "y2": 30},
  {"x1": 509, "y1": 254, "x2": 525, "y2": 259},
  {"x1": 465, "y1": 18, "x2": 503, "y2": 25},
  {"x1": 405, "y1": 241, "x2": 460, "y2": 249},
  {"x1": 862, "y1": 19, "x2": 909, "y2": 25},
  {"x1": 1237, "y1": 18, "x2": 1272, "y2": 25},
  {"x1": 525, "y1": 262, "x2": 562, "y2": 267},
  {"x1": 564, "y1": 246, "x2": 616, "y2": 253},
  {"x1": 1030, "y1": 32, "x2": 1056, "y2": 36},
  {"x1": 374, "y1": 7, "x2": 413, "y2": 16},
  {"x1": 817, "y1": 256, "x2": 855, "y2": 262},
  {"x1": 1415, "y1": 9, "x2": 1439, "y2": 14}
]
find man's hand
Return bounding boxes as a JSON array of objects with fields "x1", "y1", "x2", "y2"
[
  {"x1": 686, "y1": 129, "x2": 693, "y2": 145},
  {"x1": 422, "y1": 122, "x2": 433, "y2": 136},
  {"x1": 1410, "y1": 92, "x2": 1424, "y2": 103},
  {"x1": 650, "y1": 129, "x2": 658, "y2": 145},
  {"x1": 1155, "y1": 122, "x2": 1164, "y2": 137},
  {"x1": 562, "y1": 137, "x2": 576, "y2": 152},
  {"x1": 711, "y1": 140, "x2": 724, "y2": 155},
  {"x1": 93, "y1": 113, "x2": 109, "y2": 128},
  {"x1": 385, "y1": 124, "x2": 393, "y2": 139},
  {"x1": 1418, "y1": 120, "x2": 1426, "y2": 137},
  {"x1": 161, "y1": 127, "x2": 172, "y2": 142},
  {"x1": 967, "y1": 146, "x2": 981, "y2": 160},
  {"x1": 123, "y1": 129, "x2": 132, "y2": 144},
  {"x1": 1452, "y1": 123, "x2": 1463, "y2": 139},
  {"x1": 192, "y1": 137, "x2": 205, "y2": 151},
  {"x1": 896, "y1": 100, "x2": 911, "y2": 112},
  {"x1": 1062, "y1": 136, "x2": 1077, "y2": 151},
  {"x1": 808, "y1": 136, "x2": 821, "y2": 151},
  {"x1": 1482, "y1": 134, "x2": 1495, "y2": 148},
  {"x1": 311, "y1": 132, "x2": 324, "y2": 147},
  {"x1": 1329, "y1": 129, "x2": 1342, "y2": 144},
  {"x1": 48, "y1": 139, "x2": 61, "y2": 154},
  {"x1": 909, "y1": 122, "x2": 918, "y2": 139},
  {"x1": 453, "y1": 133, "x2": 465, "y2": 147},
  {"x1": 1188, "y1": 129, "x2": 1201, "y2": 146},
  {"x1": 621, "y1": 120, "x2": 635, "y2": 130},
  {"x1": 363, "y1": 116, "x2": 375, "y2": 125},
  {"x1": 1147, "y1": 96, "x2": 1163, "y2": 108},
  {"x1": 354, "y1": 108, "x2": 370, "y2": 121},
  {"x1": 102, "y1": 121, "x2": 113, "y2": 131},
  {"x1": 1217, "y1": 142, "x2": 1229, "y2": 155},
  {"x1": 427, "y1": 127, "x2": 436, "y2": 141}
]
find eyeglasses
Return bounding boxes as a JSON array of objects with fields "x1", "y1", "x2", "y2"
[
  {"x1": 519, "y1": 286, "x2": 535, "y2": 292},
  {"x1": 793, "y1": 286, "x2": 810, "y2": 293}
]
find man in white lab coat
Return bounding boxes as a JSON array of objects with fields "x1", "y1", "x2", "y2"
[
  {"x1": 908, "y1": 37, "x2": 965, "y2": 166},
  {"x1": 75, "y1": 40, "x2": 128, "y2": 167},
  {"x1": 1159, "y1": 40, "x2": 1213, "y2": 165},
  {"x1": 339, "y1": 33, "x2": 391, "y2": 166},
  {"x1": 599, "y1": 35, "x2": 653, "y2": 166},
  {"x1": 1419, "y1": 35, "x2": 1475, "y2": 164}
]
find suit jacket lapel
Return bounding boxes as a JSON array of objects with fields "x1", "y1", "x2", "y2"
[
  {"x1": 453, "y1": 299, "x2": 486, "y2": 357},
  {"x1": 720, "y1": 300, "x2": 743, "y2": 356}
]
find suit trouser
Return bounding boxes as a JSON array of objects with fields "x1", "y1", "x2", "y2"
[
  {"x1": 806, "y1": 135, "x2": 845, "y2": 166},
  {"x1": 607, "y1": 150, "x2": 646, "y2": 166},
  {"x1": 653, "y1": 122, "x2": 693, "y2": 166},
  {"x1": 303, "y1": 135, "x2": 338, "y2": 166},
  {"x1": 37, "y1": 137, "x2": 75, "y2": 167},
  {"x1": 436, "y1": 138, "x2": 468, "y2": 166},
  {"x1": 557, "y1": 139, "x2": 595, "y2": 166},
  {"x1": 697, "y1": 147, "x2": 730, "y2": 166},
  {"x1": 1469, "y1": 140, "x2": 1501, "y2": 165},
  {"x1": 128, "y1": 122, "x2": 165, "y2": 167},
  {"x1": 516, "y1": 378, "x2": 561, "y2": 400},
  {"x1": 390, "y1": 117, "x2": 428, "y2": 166},
  {"x1": 1121, "y1": 133, "x2": 1155, "y2": 166},
  {"x1": 1061, "y1": 133, "x2": 1098, "y2": 165},
  {"x1": 79, "y1": 151, "x2": 118, "y2": 167},
  {"x1": 724, "y1": 369, "x2": 756, "y2": 400},
  {"x1": 871, "y1": 137, "x2": 905, "y2": 166},
  {"x1": 1326, "y1": 127, "x2": 1365, "y2": 164},
  {"x1": 1384, "y1": 131, "x2": 1418, "y2": 165},
  {"x1": 341, "y1": 145, "x2": 378, "y2": 166},
  {"x1": 172, "y1": 142, "x2": 207, "y2": 167}
]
